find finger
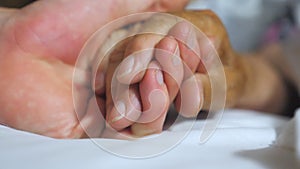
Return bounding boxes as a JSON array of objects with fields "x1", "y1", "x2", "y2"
[
  {"x1": 72, "y1": 67, "x2": 92, "y2": 119},
  {"x1": 105, "y1": 38, "x2": 131, "y2": 114},
  {"x1": 105, "y1": 39, "x2": 142, "y2": 131},
  {"x1": 75, "y1": 97, "x2": 106, "y2": 138},
  {"x1": 101, "y1": 127, "x2": 134, "y2": 140},
  {"x1": 116, "y1": 34, "x2": 163, "y2": 84},
  {"x1": 175, "y1": 65, "x2": 246, "y2": 117},
  {"x1": 174, "y1": 73, "x2": 207, "y2": 118},
  {"x1": 154, "y1": 36, "x2": 183, "y2": 101},
  {"x1": 196, "y1": 36, "x2": 222, "y2": 73},
  {"x1": 167, "y1": 21, "x2": 201, "y2": 78},
  {"x1": 106, "y1": 86, "x2": 142, "y2": 131},
  {"x1": 94, "y1": 38, "x2": 131, "y2": 95},
  {"x1": 93, "y1": 41, "x2": 117, "y2": 96},
  {"x1": 170, "y1": 11, "x2": 231, "y2": 64},
  {"x1": 131, "y1": 61, "x2": 169, "y2": 136}
]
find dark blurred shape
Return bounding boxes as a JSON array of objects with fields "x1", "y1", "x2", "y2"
[{"x1": 0, "y1": 0, "x2": 35, "y2": 8}]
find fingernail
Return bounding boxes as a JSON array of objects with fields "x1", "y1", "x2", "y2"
[
  {"x1": 172, "y1": 45, "x2": 181, "y2": 66},
  {"x1": 156, "y1": 70, "x2": 164, "y2": 85},
  {"x1": 111, "y1": 101, "x2": 126, "y2": 123},
  {"x1": 117, "y1": 56, "x2": 134, "y2": 78}
]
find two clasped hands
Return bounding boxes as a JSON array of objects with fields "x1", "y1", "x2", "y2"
[{"x1": 0, "y1": 0, "x2": 287, "y2": 138}]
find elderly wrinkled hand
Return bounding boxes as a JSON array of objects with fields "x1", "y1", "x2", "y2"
[{"x1": 100, "y1": 11, "x2": 232, "y2": 138}]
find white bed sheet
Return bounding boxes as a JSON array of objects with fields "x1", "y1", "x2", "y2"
[{"x1": 0, "y1": 109, "x2": 299, "y2": 169}]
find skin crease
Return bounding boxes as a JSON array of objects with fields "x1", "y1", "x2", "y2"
[
  {"x1": 0, "y1": 1, "x2": 286, "y2": 138},
  {"x1": 103, "y1": 11, "x2": 288, "y2": 137},
  {"x1": 0, "y1": 0, "x2": 189, "y2": 138}
]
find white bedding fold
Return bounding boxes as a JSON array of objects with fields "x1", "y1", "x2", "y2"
[{"x1": 0, "y1": 109, "x2": 298, "y2": 169}]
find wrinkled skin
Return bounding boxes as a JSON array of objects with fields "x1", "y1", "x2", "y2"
[
  {"x1": 102, "y1": 11, "x2": 288, "y2": 138},
  {"x1": 0, "y1": 0, "x2": 286, "y2": 139},
  {"x1": 0, "y1": 0, "x2": 189, "y2": 138}
]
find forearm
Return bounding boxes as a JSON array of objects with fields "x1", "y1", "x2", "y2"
[{"x1": 235, "y1": 54, "x2": 288, "y2": 114}]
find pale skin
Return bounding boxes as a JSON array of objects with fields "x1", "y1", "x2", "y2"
[
  {"x1": 0, "y1": 1, "x2": 288, "y2": 139},
  {"x1": 0, "y1": 0, "x2": 189, "y2": 138}
]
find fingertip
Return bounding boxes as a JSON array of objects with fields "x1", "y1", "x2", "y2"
[
  {"x1": 168, "y1": 21, "x2": 193, "y2": 40},
  {"x1": 117, "y1": 34, "x2": 161, "y2": 85},
  {"x1": 131, "y1": 123, "x2": 161, "y2": 137},
  {"x1": 107, "y1": 87, "x2": 142, "y2": 131},
  {"x1": 139, "y1": 61, "x2": 169, "y2": 123},
  {"x1": 130, "y1": 62, "x2": 169, "y2": 137},
  {"x1": 116, "y1": 53, "x2": 152, "y2": 85},
  {"x1": 175, "y1": 75, "x2": 203, "y2": 118},
  {"x1": 116, "y1": 55, "x2": 135, "y2": 84},
  {"x1": 107, "y1": 101, "x2": 130, "y2": 131},
  {"x1": 155, "y1": 36, "x2": 178, "y2": 53},
  {"x1": 168, "y1": 21, "x2": 201, "y2": 75}
]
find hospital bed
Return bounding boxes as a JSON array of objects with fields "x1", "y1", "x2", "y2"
[{"x1": 1, "y1": 109, "x2": 299, "y2": 169}]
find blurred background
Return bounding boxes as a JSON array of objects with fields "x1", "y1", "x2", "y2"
[
  {"x1": 0, "y1": 0, "x2": 34, "y2": 8},
  {"x1": 186, "y1": 0, "x2": 300, "y2": 52}
]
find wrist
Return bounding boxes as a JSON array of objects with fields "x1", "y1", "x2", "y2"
[{"x1": 236, "y1": 55, "x2": 288, "y2": 114}]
